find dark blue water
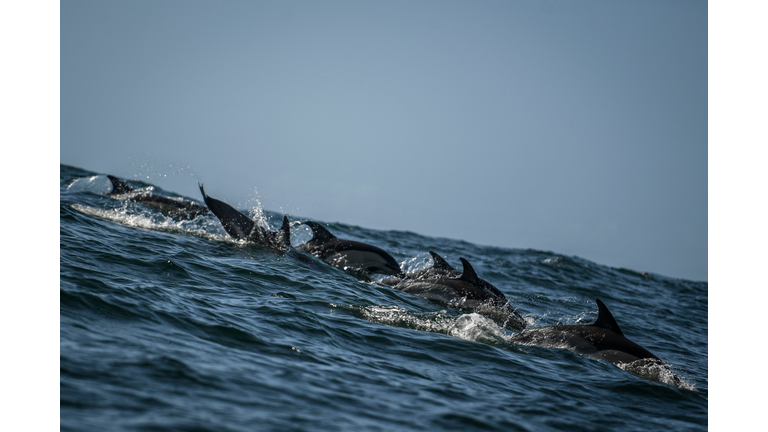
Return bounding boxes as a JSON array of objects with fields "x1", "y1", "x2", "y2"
[{"x1": 60, "y1": 164, "x2": 707, "y2": 431}]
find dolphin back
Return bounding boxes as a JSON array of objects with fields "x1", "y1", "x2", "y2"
[
  {"x1": 105, "y1": 175, "x2": 209, "y2": 220},
  {"x1": 296, "y1": 221, "x2": 403, "y2": 277},
  {"x1": 303, "y1": 221, "x2": 337, "y2": 244},
  {"x1": 107, "y1": 175, "x2": 133, "y2": 195}
]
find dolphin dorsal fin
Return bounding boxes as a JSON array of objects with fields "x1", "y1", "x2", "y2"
[
  {"x1": 305, "y1": 221, "x2": 336, "y2": 243},
  {"x1": 107, "y1": 175, "x2": 133, "y2": 195},
  {"x1": 458, "y1": 258, "x2": 482, "y2": 285},
  {"x1": 592, "y1": 299, "x2": 623, "y2": 336},
  {"x1": 429, "y1": 251, "x2": 456, "y2": 271},
  {"x1": 278, "y1": 216, "x2": 291, "y2": 246}
]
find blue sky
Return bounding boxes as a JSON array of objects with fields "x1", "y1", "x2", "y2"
[{"x1": 59, "y1": 0, "x2": 707, "y2": 281}]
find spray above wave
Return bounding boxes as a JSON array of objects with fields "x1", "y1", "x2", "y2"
[{"x1": 198, "y1": 183, "x2": 291, "y2": 253}]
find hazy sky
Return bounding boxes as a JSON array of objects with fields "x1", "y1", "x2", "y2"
[{"x1": 60, "y1": 0, "x2": 707, "y2": 281}]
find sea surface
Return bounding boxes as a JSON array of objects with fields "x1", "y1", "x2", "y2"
[{"x1": 60, "y1": 164, "x2": 708, "y2": 431}]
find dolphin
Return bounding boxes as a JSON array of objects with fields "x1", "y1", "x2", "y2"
[
  {"x1": 106, "y1": 175, "x2": 211, "y2": 220},
  {"x1": 296, "y1": 221, "x2": 404, "y2": 277},
  {"x1": 380, "y1": 251, "x2": 458, "y2": 286},
  {"x1": 509, "y1": 299, "x2": 681, "y2": 385},
  {"x1": 382, "y1": 251, "x2": 511, "y2": 302},
  {"x1": 392, "y1": 257, "x2": 526, "y2": 330},
  {"x1": 198, "y1": 183, "x2": 290, "y2": 252}
]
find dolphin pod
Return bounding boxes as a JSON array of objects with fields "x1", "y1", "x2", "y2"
[
  {"x1": 197, "y1": 183, "x2": 400, "y2": 275},
  {"x1": 194, "y1": 186, "x2": 525, "y2": 328},
  {"x1": 193, "y1": 183, "x2": 681, "y2": 385},
  {"x1": 100, "y1": 174, "x2": 683, "y2": 386}
]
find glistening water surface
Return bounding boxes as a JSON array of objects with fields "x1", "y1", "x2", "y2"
[{"x1": 60, "y1": 164, "x2": 707, "y2": 431}]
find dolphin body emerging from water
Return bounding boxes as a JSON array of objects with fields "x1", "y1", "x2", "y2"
[
  {"x1": 380, "y1": 251, "x2": 458, "y2": 286},
  {"x1": 391, "y1": 256, "x2": 527, "y2": 330},
  {"x1": 198, "y1": 183, "x2": 290, "y2": 252},
  {"x1": 106, "y1": 175, "x2": 211, "y2": 220},
  {"x1": 509, "y1": 299, "x2": 681, "y2": 386},
  {"x1": 382, "y1": 251, "x2": 510, "y2": 302},
  {"x1": 296, "y1": 221, "x2": 404, "y2": 277}
]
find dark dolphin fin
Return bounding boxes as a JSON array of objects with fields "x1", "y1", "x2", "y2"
[
  {"x1": 429, "y1": 251, "x2": 456, "y2": 271},
  {"x1": 458, "y1": 258, "x2": 482, "y2": 285},
  {"x1": 107, "y1": 175, "x2": 133, "y2": 195},
  {"x1": 304, "y1": 221, "x2": 337, "y2": 244},
  {"x1": 198, "y1": 183, "x2": 256, "y2": 240},
  {"x1": 592, "y1": 299, "x2": 623, "y2": 336},
  {"x1": 278, "y1": 216, "x2": 291, "y2": 247}
]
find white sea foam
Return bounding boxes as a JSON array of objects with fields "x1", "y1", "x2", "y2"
[
  {"x1": 70, "y1": 203, "x2": 233, "y2": 243},
  {"x1": 359, "y1": 306, "x2": 508, "y2": 345}
]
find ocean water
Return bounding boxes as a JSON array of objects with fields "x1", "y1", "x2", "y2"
[{"x1": 60, "y1": 164, "x2": 708, "y2": 431}]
